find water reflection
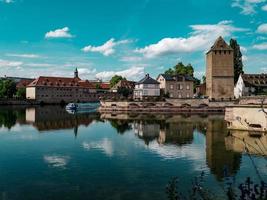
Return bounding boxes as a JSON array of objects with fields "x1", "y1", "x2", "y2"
[{"x1": 0, "y1": 106, "x2": 266, "y2": 185}]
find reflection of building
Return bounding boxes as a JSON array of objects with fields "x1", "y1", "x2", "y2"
[
  {"x1": 26, "y1": 69, "x2": 99, "y2": 103},
  {"x1": 234, "y1": 74, "x2": 267, "y2": 98},
  {"x1": 206, "y1": 118, "x2": 241, "y2": 181},
  {"x1": 206, "y1": 36, "x2": 234, "y2": 100},
  {"x1": 157, "y1": 74, "x2": 194, "y2": 98},
  {"x1": 225, "y1": 130, "x2": 267, "y2": 156},
  {"x1": 133, "y1": 122, "x2": 160, "y2": 145},
  {"x1": 134, "y1": 74, "x2": 160, "y2": 100},
  {"x1": 26, "y1": 106, "x2": 98, "y2": 136}
]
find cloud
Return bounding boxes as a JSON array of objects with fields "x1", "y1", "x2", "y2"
[
  {"x1": 77, "y1": 68, "x2": 96, "y2": 77},
  {"x1": 120, "y1": 56, "x2": 143, "y2": 62},
  {"x1": 1, "y1": 0, "x2": 14, "y2": 3},
  {"x1": 231, "y1": 0, "x2": 266, "y2": 15},
  {"x1": 240, "y1": 46, "x2": 248, "y2": 53},
  {"x1": 44, "y1": 155, "x2": 70, "y2": 168},
  {"x1": 95, "y1": 66, "x2": 145, "y2": 80},
  {"x1": 0, "y1": 59, "x2": 23, "y2": 67},
  {"x1": 262, "y1": 4, "x2": 267, "y2": 10},
  {"x1": 82, "y1": 138, "x2": 113, "y2": 156},
  {"x1": 257, "y1": 23, "x2": 267, "y2": 34},
  {"x1": 135, "y1": 21, "x2": 247, "y2": 58},
  {"x1": 6, "y1": 53, "x2": 41, "y2": 58},
  {"x1": 45, "y1": 27, "x2": 74, "y2": 39},
  {"x1": 82, "y1": 38, "x2": 132, "y2": 56},
  {"x1": 253, "y1": 42, "x2": 267, "y2": 49}
]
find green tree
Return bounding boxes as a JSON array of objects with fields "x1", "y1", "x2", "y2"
[
  {"x1": 16, "y1": 88, "x2": 26, "y2": 98},
  {"x1": 202, "y1": 75, "x2": 206, "y2": 83},
  {"x1": 110, "y1": 75, "x2": 126, "y2": 88},
  {"x1": 164, "y1": 62, "x2": 194, "y2": 77},
  {"x1": 230, "y1": 38, "x2": 244, "y2": 84},
  {"x1": 95, "y1": 83, "x2": 102, "y2": 89},
  {"x1": 0, "y1": 80, "x2": 17, "y2": 98}
]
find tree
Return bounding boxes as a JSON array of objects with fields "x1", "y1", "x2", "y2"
[
  {"x1": 202, "y1": 75, "x2": 206, "y2": 83},
  {"x1": 164, "y1": 62, "x2": 194, "y2": 77},
  {"x1": 16, "y1": 88, "x2": 26, "y2": 98},
  {"x1": 0, "y1": 80, "x2": 17, "y2": 98},
  {"x1": 230, "y1": 38, "x2": 244, "y2": 84},
  {"x1": 110, "y1": 75, "x2": 126, "y2": 88}
]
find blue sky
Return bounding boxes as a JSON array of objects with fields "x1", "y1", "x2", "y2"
[{"x1": 0, "y1": 0, "x2": 267, "y2": 81}]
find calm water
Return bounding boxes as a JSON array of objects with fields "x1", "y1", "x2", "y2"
[{"x1": 0, "y1": 106, "x2": 267, "y2": 200}]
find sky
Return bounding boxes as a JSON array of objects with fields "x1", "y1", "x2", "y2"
[{"x1": 0, "y1": 0, "x2": 267, "y2": 81}]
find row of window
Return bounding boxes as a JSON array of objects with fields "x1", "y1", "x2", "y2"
[
  {"x1": 169, "y1": 93, "x2": 191, "y2": 98},
  {"x1": 169, "y1": 84, "x2": 190, "y2": 90}
]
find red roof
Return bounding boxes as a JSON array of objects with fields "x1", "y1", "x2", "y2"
[
  {"x1": 100, "y1": 83, "x2": 110, "y2": 89},
  {"x1": 28, "y1": 76, "x2": 94, "y2": 89},
  {"x1": 16, "y1": 79, "x2": 34, "y2": 89}
]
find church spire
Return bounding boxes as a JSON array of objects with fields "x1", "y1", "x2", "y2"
[{"x1": 74, "y1": 68, "x2": 79, "y2": 78}]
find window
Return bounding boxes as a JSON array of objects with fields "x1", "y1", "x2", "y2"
[
  {"x1": 178, "y1": 94, "x2": 182, "y2": 98},
  {"x1": 180, "y1": 84, "x2": 183, "y2": 90},
  {"x1": 186, "y1": 93, "x2": 190, "y2": 98},
  {"x1": 186, "y1": 85, "x2": 190, "y2": 90},
  {"x1": 144, "y1": 90, "x2": 148, "y2": 95},
  {"x1": 170, "y1": 84, "x2": 174, "y2": 90},
  {"x1": 170, "y1": 93, "x2": 173, "y2": 98}
]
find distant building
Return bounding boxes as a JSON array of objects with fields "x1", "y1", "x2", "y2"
[
  {"x1": 206, "y1": 36, "x2": 234, "y2": 99},
  {"x1": 26, "y1": 69, "x2": 98, "y2": 103},
  {"x1": 195, "y1": 83, "x2": 206, "y2": 97},
  {"x1": 234, "y1": 74, "x2": 267, "y2": 98},
  {"x1": 16, "y1": 79, "x2": 35, "y2": 89},
  {"x1": 90, "y1": 81, "x2": 110, "y2": 93},
  {"x1": 111, "y1": 80, "x2": 136, "y2": 93},
  {"x1": 156, "y1": 74, "x2": 194, "y2": 98},
  {"x1": 133, "y1": 74, "x2": 160, "y2": 100}
]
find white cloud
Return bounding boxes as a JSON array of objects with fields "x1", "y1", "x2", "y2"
[
  {"x1": 1, "y1": 0, "x2": 14, "y2": 3},
  {"x1": 136, "y1": 21, "x2": 247, "y2": 58},
  {"x1": 257, "y1": 23, "x2": 267, "y2": 34},
  {"x1": 240, "y1": 46, "x2": 248, "y2": 53},
  {"x1": 253, "y1": 42, "x2": 267, "y2": 50},
  {"x1": 231, "y1": 0, "x2": 266, "y2": 15},
  {"x1": 77, "y1": 68, "x2": 96, "y2": 77},
  {"x1": 6, "y1": 53, "x2": 41, "y2": 58},
  {"x1": 82, "y1": 138, "x2": 113, "y2": 156},
  {"x1": 95, "y1": 66, "x2": 145, "y2": 81},
  {"x1": 45, "y1": 27, "x2": 74, "y2": 39},
  {"x1": 82, "y1": 38, "x2": 132, "y2": 56},
  {"x1": 120, "y1": 56, "x2": 143, "y2": 62},
  {"x1": 0, "y1": 59, "x2": 23, "y2": 67},
  {"x1": 44, "y1": 155, "x2": 70, "y2": 168},
  {"x1": 243, "y1": 55, "x2": 248, "y2": 61},
  {"x1": 262, "y1": 4, "x2": 267, "y2": 10}
]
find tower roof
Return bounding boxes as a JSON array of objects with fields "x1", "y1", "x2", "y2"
[{"x1": 207, "y1": 36, "x2": 233, "y2": 53}]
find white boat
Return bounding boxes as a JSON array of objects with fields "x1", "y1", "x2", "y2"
[{"x1": 66, "y1": 102, "x2": 100, "y2": 113}]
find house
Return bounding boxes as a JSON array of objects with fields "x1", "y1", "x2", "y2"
[
  {"x1": 26, "y1": 68, "x2": 99, "y2": 103},
  {"x1": 234, "y1": 73, "x2": 267, "y2": 98},
  {"x1": 156, "y1": 74, "x2": 194, "y2": 98},
  {"x1": 206, "y1": 36, "x2": 234, "y2": 100},
  {"x1": 195, "y1": 83, "x2": 206, "y2": 97},
  {"x1": 111, "y1": 80, "x2": 136, "y2": 93},
  {"x1": 90, "y1": 81, "x2": 110, "y2": 93},
  {"x1": 133, "y1": 74, "x2": 160, "y2": 100}
]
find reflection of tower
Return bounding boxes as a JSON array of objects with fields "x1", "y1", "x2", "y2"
[
  {"x1": 74, "y1": 126, "x2": 78, "y2": 138},
  {"x1": 206, "y1": 118, "x2": 241, "y2": 181}
]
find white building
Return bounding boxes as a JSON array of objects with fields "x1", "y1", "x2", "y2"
[
  {"x1": 234, "y1": 74, "x2": 267, "y2": 99},
  {"x1": 133, "y1": 74, "x2": 160, "y2": 100}
]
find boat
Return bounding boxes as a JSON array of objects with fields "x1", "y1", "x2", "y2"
[{"x1": 66, "y1": 102, "x2": 100, "y2": 113}]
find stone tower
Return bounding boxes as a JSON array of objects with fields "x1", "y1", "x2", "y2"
[{"x1": 206, "y1": 36, "x2": 234, "y2": 99}]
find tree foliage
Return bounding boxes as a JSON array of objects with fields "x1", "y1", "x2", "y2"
[
  {"x1": 230, "y1": 38, "x2": 244, "y2": 84},
  {"x1": 110, "y1": 75, "x2": 126, "y2": 88},
  {"x1": 164, "y1": 62, "x2": 194, "y2": 77},
  {"x1": 16, "y1": 88, "x2": 26, "y2": 98},
  {"x1": 0, "y1": 79, "x2": 17, "y2": 98}
]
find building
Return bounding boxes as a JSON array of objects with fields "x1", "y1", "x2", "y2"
[
  {"x1": 16, "y1": 79, "x2": 35, "y2": 89},
  {"x1": 206, "y1": 36, "x2": 234, "y2": 100},
  {"x1": 133, "y1": 74, "x2": 160, "y2": 100},
  {"x1": 26, "y1": 68, "x2": 99, "y2": 103},
  {"x1": 234, "y1": 74, "x2": 267, "y2": 98},
  {"x1": 156, "y1": 74, "x2": 194, "y2": 98},
  {"x1": 111, "y1": 80, "x2": 136, "y2": 93},
  {"x1": 195, "y1": 83, "x2": 206, "y2": 97}
]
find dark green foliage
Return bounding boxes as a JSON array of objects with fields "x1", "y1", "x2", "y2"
[
  {"x1": 0, "y1": 79, "x2": 17, "y2": 98},
  {"x1": 16, "y1": 88, "x2": 26, "y2": 98},
  {"x1": 110, "y1": 75, "x2": 126, "y2": 88},
  {"x1": 164, "y1": 62, "x2": 194, "y2": 77},
  {"x1": 117, "y1": 87, "x2": 132, "y2": 97},
  {"x1": 230, "y1": 38, "x2": 244, "y2": 84},
  {"x1": 202, "y1": 76, "x2": 206, "y2": 83}
]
